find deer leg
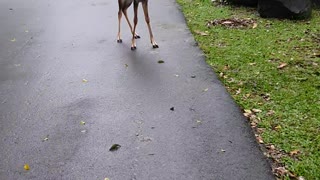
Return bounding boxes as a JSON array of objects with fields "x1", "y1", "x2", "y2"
[
  {"x1": 142, "y1": 1, "x2": 158, "y2": 48},
  {"x1": 123, "y1": 9, "x2": 140, "y2": 39},
  {"x1": 117, "y1": 10, "x2": 123, "y2": 43},
  {"x1": 131, "y1": 1, "x2": 139, "y2": 50}
]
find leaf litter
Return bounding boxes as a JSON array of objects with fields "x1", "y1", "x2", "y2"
[{"x1": 207, "y1": 18, "x2": 257, "y2": 29}]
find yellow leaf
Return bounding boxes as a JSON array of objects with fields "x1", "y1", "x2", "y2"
[
  {"x1": 104, "y1": 178, "x2": 110, "y2": 180},
  {"x1": 82, "y1": 79, "x2": 88, "y2": 83},
  {"x1": 203, "y1": 88, "x2": 209, "y2": 92},
  {"x1": 10, "y1": 38, "x2": 16, "y2": 42},
  {"x1": 80, "y1": 121, "x2": 86, "y2": 125},
  {"x1": 275, "y1": 125, "x2": 282, "y2": 130},
  {"x1": 24, "y1": 164, "x2": 30, "y2": 171}
]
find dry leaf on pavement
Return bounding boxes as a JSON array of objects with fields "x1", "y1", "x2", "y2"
[
  {"x1": 24, "y1": 164, "x2": 30, "y2": 171},
  {"x1": 203, "y1": 88, "x2": 209, "y2": 92},
  {"x1": 109, "y1": 144, "x2": 121, "y2": 152}
]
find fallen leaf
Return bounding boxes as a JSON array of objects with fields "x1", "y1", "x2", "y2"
[
  {"x1": 252, "y1": 109, "x2": 262, "y2": 113},
  {"x1": 219, "y1": 72, "x2": 224, "y2": 77},
  {"x1": 266, "y1": 110, "x2": 275, "y2": 116},
  {"x1": 256, "y1": 135, "x2": 264, "y2": 144},
  {"x1": 81, "y1": 130, "x2": 87, "y2": 133},
  {"x1": 270, "y1": 145, "x2": 276, "y2": 150},
  {"x1": 243, "y1": 112, "x2": 252, "y2": 118},
  {"x1": 275, "y1": 125, "x2": 281, "y2": 130},
  {"x1": 42, "y1": 135, "x2": 49, "y2": 142},
  {"x1": 104, "y1": 178, "x2": 110, "y2": 180},
  {"x1": 274, "y1": 167, "x2": 288, "y2": 176},
  {"x1": 261, "y1": 93, "x2": 271, "y2": 101},
  {"x1": 25, "y1": 30, "x2": 29, "y2": 33},
  {"x1": 125, "y1": 64, "x2": 128, "y2": 68},
  {"x1": 80, "y1": 121, "x2": 86, "y2": 125},
  {"x1": 196, "y1": 120, "x2": 202, "y2": 124},
  {"x1": 236, "y1": 88, "x2": 241, "y2": 95},
  {"x1": 191, "y1": 75, "x2": 196, "y2": 78},
  {"x1": 10, "y1": 38, "x2": 16, "y2": 42},
  {"x1": 194, "y1": 30, "x2": 209, "y2": 36},
  {"x1": 289, "y1": 149, "x2": 300, "y2": 156},
  {"x1": 109, "y1": 144, "x2": 121, "y2": 152},
  {"x1": 221, "y1": 21, "x2": 233, "y2": 25},
  {"x1": 277, "y1": 63, "x2": 288, "y2": 69},
  {"x1": 158, "y1": 60, "x2": 165, "y2": 64},
  {"x1": 203, "y1": 88, "x2": 209, "y2": 92},
  {"x1": 249, "y1": 62, "x2": 256, "y2": 66},
  {"x1": 221, "y1": 149, "x2": 226, "y2": 152},
  {"x1": 24, "y1": 164, "x2": 30, "y2": 171},
  {"x1": 252, "y1": 23, "x2": 258, "y2": 29},
  {"x1": 223, "y1": 65, "x2": 230, "y2": 70},
  {"x1": 82, "y1": 79, "x2": 88, "y2": 83}
]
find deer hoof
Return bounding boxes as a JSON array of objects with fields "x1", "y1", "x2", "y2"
[
  {"x1": 134, "y1": 35, "x2": 141, "y2": 39},
  {"x1": 131, "y1": 46, "x2": 137, "y2": 51},
  {"x1": 152, "y1": 44, "x2": 159, "y2": 48},
  {"x1": 117, "y1": 39, "x2": 122, "y2": 43}
]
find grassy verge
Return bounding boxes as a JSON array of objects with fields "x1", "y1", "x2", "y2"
[{"x1": 176, "y1": 0, "x2": 320, "y2": 179}]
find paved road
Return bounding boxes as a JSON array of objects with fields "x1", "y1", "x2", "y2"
[{"x1": 0, "y1": 0, "x2": 274, "y2": 179}]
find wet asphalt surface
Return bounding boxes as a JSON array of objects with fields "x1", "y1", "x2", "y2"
[{"x1": 0, "y1": 0, "x2": 275, "y2": 179}]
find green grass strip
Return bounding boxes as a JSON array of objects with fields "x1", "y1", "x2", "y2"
[{"x1": 176, "y1": 0, "x2": 320, "y2": 179}]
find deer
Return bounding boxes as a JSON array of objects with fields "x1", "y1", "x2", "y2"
[{"x1": 117, "y1": 0, "x2": 159, "y2": 50}]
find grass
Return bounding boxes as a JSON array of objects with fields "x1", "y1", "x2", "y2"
[{"x1": 176, "y1": 0, "x2": 320, "y2": 179}]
